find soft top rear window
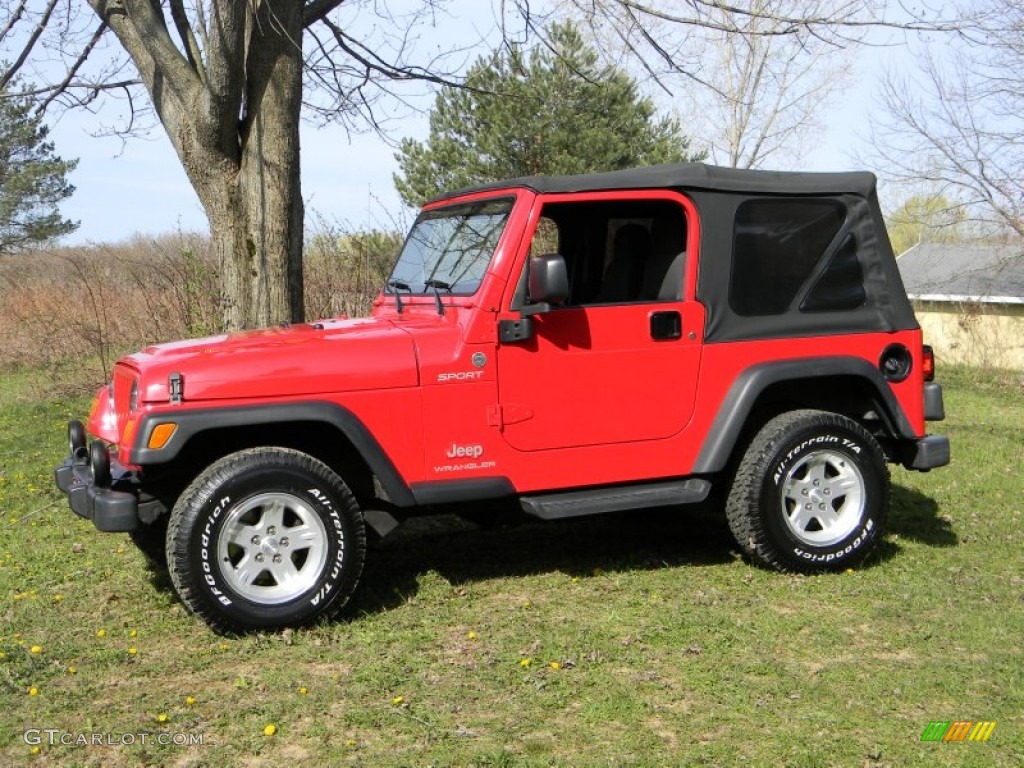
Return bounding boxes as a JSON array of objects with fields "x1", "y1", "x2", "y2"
[
  {"x1": 388, "y1": 198, "x2": 514, "y2": 295},
  {"x1": 730, "y1": 199, "x2": 846, "y2": 316}
]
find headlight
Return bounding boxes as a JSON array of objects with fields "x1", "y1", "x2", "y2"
[{"x1": 129, "y1": 379, "x2": 139, "y2": 412}]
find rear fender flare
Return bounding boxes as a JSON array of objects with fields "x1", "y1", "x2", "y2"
[{"x1": 692, "y1": 357, "x2": 914, "y2": 474}]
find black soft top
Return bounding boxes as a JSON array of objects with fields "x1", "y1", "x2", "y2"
[
  {"x1": 430, "y1": 163, "x2": 878, "y2": 203},
  {"x1": 428, "y1": 162, "x2": 917, "y2": 342}
]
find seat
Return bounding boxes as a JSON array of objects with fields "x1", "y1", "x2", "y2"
[
  {"x1": 599, "y1": 223, "x2": 651, "y2": 303},
  {"x1": 642, "y1": 218, "x2": 686, "y2": 301}
]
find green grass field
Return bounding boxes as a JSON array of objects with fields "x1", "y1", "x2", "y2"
[{"x1": 1, "y1": 366, "x2": 1022, "y2": 767}]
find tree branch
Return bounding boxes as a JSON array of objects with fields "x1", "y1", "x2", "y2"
[
  {"x1": 304, "y1": 0, "x2": 346, "y2": 28},
  {"x1": 0, "y1": 0, "x2": 60, "y2": 90},
  {"x1": 37, "y1": 21, "x2": 110, "y2": 113},
  {"x1": 169, "y1": 0, "x2": 207, "y2": 84}
]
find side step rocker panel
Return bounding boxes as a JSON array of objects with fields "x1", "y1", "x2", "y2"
[{"x1": 520, "y1": 479, "x2": 711, "y2": 521}]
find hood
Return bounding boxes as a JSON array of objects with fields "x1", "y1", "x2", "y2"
[{"x1": 123, "y1": 316, "x2": 419, "y2": 403}]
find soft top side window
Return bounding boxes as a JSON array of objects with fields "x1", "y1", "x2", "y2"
[{"x1": 729, "y1": 198, "x2": 848, "y2": 316}]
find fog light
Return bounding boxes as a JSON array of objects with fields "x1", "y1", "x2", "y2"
[
  {"x1": 89, "y1": 440, "x2": 111, "y2": 487},
  {"x1": 879, "y1": 344, "x2": 912, "y2": 382},
  {"x1": 68, "y1": 420, "x2": 86, "y2": 457}
]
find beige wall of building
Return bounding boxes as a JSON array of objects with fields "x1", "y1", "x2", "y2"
[{"x1": 914, "y1": 301, "x2": 1024, "y2": 369}]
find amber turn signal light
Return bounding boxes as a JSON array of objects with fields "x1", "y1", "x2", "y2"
[{"x1": 148, "y1": 423, "x2": 177, "y2": 450}]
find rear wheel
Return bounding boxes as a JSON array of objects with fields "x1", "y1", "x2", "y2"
[
  {"x1": 167, "y1": 447, "x2": 366, "y2": 634},
  {"x1": 726, "y1": 410, "x2": 889, "y2": 573}
]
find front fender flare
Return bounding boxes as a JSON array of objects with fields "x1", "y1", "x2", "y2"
[{"x1": 129, "y1": 402, "x2": 416, "y2": 507}]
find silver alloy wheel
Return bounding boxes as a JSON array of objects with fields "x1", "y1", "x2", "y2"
[
  {"x1": 215, "y1": 492, "x2": 329, "y2": 605},
  {"x1": 780, "y1": 449, "x2": 865, "y2": 547}
]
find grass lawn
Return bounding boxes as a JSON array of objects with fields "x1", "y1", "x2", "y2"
[{"x1": 1, "y1": 366, "x2": 1021, "y2": 766}]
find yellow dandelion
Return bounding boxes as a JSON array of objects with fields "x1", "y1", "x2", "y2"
[
  {"x1": 156, "y1": 713, "x2": 168, "y2": 723},
  {"x1": 298, "y1": 686, "x2": 308, "y2": 695},
  {"x1": 128, "y1": 647, "x2": 138, "y2": 656},
  {"x1": 115, "y1": 547, "x2": 125, "y2": 554},
  {"x1": 185, "y1": 696, "x2": 196, "y2": 706},
  {"x1": 30, "y1": 745, "x2": 41, "y2": 755},
  {"x1": 263, "y1": 723, "x2": 277, "y2": 737},
  {"x1": 67, "y1": 667, "x2": 76, "y2": 675},
  {"x1": 549, "y1": 661, "x2": 561, "y2": 670},
  {"x1": 52, "y1": 595, "x2": 62, "y2": 603},
  {"x1": 519, "y1": 658, "x2": 532, "y2": 668},
  {"x1": 129, "y1": 630, "x2": 138, "y2": 638},
  {"x1": 218, "y1": 643, "x2": 229, "y2": 651},
  {"x1": 30, "y1": 645, "x2": 42, "y2": 654},
  {"x1": 345, "y1": 739, "x2": 358, "y2": 747},
  {"x1": 95, "y1": 629, "x2": 106, "y2": 638},
  {"x1": 28, "y1": 686, "x2": 38, "y2": 696},
  {"x1": 845, "y1": 568, "x2": 855, "y2": 574},
  {"x1": 391, "y1": 695, "x2": 405, "y2": 706},
  {"x1": 466, "y1": 631, "x2": 478, "y2": 640}
]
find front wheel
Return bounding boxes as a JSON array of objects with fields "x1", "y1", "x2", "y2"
[
  {"x1": 726, "y1": 410, "x2": 889, "y2": 573},
  {"x1": 167, "y1": 448, "x2": 366, "y2": 634}
]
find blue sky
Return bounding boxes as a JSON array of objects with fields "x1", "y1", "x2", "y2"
[{"x1": 42, "y1": 8, "x2": 900, "y2": 246}]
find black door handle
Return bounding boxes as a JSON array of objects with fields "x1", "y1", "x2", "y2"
[{"x1": 650, "y1": 310, "x2": 682, "y2": 340}]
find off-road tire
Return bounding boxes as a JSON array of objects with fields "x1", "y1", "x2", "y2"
[
  {"x1": 726, "y1": 409, "x2": 889, "y2": 573},
  {"x1": 167, "y1": 447, "x2": 366, "y2": 635}
]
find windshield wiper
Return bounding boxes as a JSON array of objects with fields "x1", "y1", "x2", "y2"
[
  {"x1": 387, "y1": 279, "x2": 411, "y2": 314},
  {"x1": 424, "y1": 279, "x2": 452, "y2": 316}
]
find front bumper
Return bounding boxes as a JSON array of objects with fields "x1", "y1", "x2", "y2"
[{"x1": 54, "y1": 451, "x2": 140, "y2": 532}]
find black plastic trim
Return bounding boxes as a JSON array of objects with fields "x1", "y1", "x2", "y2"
[
  {"x1": 924, "y1": 382, "x2": 945, "y2": 421},
  {"x1": 130, "y1": 402, "x2": 416, "y2": 507},
  {"x1": 54, "y1": 455, "x2": 140, "y2": 532},
  {"x1": 410, "y1": 477, "x2": 516, "y2": 506},
  {"x1": 904, "y1": 434, "x2": 950, "y2": 470},
  {"x1": 520, "y1": 478, "x2": 711, "y2": 520},
  {"x1": 692, "y1": 357, "x2": 916, "y2": 474}
]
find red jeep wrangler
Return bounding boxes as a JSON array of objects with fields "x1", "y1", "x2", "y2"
[{"x1": 55, "y1": 163, "x2": 949, "y2": 634}]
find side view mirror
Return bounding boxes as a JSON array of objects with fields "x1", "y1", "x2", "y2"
[
  {"x1": 499, "y1": 253, "x2": 569, "y2": 344},
  {"x1": 522, "y1": 253, "x2": 568, "y2": 316}
]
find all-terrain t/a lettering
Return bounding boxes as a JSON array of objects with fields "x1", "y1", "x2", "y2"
[{"x1": 54, "y1": 163, "x2": 949, "y2": 633}]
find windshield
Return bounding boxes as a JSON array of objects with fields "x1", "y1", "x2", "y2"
[{"x1": 387, "y1": 198, "x2": 514, "y2": 295}]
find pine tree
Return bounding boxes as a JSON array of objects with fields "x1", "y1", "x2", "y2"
[
  {"x1": 0, "y1": 86, "x2": 78, "y2": 254},
  {"x1": 394, "y1": 22, "x2": 702, "y2": 207}
]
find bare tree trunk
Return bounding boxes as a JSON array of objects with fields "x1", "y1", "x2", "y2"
[
  {"x1": 208, "y1": 0, "x2": 305, "y2": 329},
  {"x1": 91, "y1": 0, "x2": 305, "y2": 331}
]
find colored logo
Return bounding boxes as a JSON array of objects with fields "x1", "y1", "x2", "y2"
[{"x1": 921, "y1": 721, "x2": 996, "y2": 742}]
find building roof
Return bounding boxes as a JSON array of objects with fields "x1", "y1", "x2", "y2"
[
  {"x1": 897, "y1": 242, "x2": 1024, "y2": 304},
  {"x1": 430, "y1": 162, "x2": 878, "y2": 204}
]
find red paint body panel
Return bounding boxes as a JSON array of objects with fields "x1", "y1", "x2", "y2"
[{"x1": 81, "y1": 181, "x2": 937, "y2": 499}]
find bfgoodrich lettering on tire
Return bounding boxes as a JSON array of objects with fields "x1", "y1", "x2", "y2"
[
  {"x1": 167, "y1": 447, "x2": 366, "y2": 634},
  {"x1": 726, "y1": 409, "x2": 889, "y2": 573}
]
